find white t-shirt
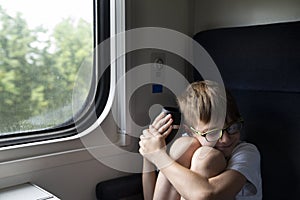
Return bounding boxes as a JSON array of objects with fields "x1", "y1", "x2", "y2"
[{"x1": 227, "y1": 142, "x2": 262, "y2": 200}]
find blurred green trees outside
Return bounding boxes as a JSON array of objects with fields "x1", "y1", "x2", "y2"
[{"x1": 0, "y1": 6, "x2": 93, "y2": 134}]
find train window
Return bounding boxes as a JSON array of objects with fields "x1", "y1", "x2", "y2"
[{"x1": 0, "y1": 0, "x2": 111, "y2": 147}]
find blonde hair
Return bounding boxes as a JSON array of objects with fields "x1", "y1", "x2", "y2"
[{"x1": 177, "y1": 80, "x2": 241, "y2": 127}]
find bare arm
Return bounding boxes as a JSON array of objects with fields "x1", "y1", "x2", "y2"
[
  {"x1": 141, "y1": 112, "x2": 173, "y2": 200},
  {"x1": 153, "y1": 137, "x2": 201, "y2": 200},
  {"x1": 140, "y1": 130, "x2": 246, "y2": 200},
  {"x1": 139, "y1": 113, "x2": 246, "y2": 200},
  {"x1": 158, "y1": 152, "x2": 246, "y2": 200},
  {"x1": 142, "y1": 158, "x2": 157, "y2": 200}
]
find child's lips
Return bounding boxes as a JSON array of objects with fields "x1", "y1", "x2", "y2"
[{"x1": 216, "y1": 143, "x2": 233, "y2": 150}]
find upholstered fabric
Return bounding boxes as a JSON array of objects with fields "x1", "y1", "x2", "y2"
[
  {"x1": 96, "y1": 174, "x2": 143, "y2": 200},
  {"x1": 194, "y1": 21, "x2": 300, "y2": 92},
  {"x1": 193, "y1": 21, "x2": 300, "y2": 200}
]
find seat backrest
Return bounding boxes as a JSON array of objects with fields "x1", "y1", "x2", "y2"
[{"x1": 193, "y1": 21, "x2": 300, "y2": 199}]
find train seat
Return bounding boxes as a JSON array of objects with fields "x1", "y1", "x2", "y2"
[{"x1": 193, "y1": 20, "x2": 300, "y2": 200}]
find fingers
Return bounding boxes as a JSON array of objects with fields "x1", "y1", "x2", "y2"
[
  {"x1": 158, "y1": 116, "x2": 173, "y2": 134},
  {"x1": 151, "y1": 113, "x2": 173, "y2": 134},
  {"x1": 139, "y1": 140, "x2": 145, "y2": 150},
  {"x1": 142, "y1": 128, "x2": 153, "y2": 137},
  {"x1": 152, "y1": 112, "x2": 166, "y2": 127},
  {"x1": 139, "y1": 112, "x2": 175, "y2": 157},
  {"x1": 161, "y1": 125, "x2": 173, "y2": 139},
  {"x1": 152, "y1": 112, "x2": 171, "y2": 129},
  {"x1": 149, "y1": 125, "x2": 159, "y2": 135},
  {"x1": 139, "y1": 127, "x2": 168, "y2": 150}
]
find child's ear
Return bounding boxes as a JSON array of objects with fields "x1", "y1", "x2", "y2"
[{"x1": 183, "y1": 124, "x2": 192, "y2": 135}]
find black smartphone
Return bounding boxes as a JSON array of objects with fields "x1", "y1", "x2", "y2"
[{"x1": 161, "y1": 106, "x2": 181, "y2": 144}]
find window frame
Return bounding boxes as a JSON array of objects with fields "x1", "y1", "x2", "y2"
[
  {"x1": 0, "y1": 0, "x2": 126, "y2": 185},
  {"x1": 0, "y1": 0, "x2": 114, "y2": 148}
]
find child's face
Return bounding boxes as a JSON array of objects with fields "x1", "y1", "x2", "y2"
[{"x1": 192, "y1": 120, "x2": 241, "y2": 158}]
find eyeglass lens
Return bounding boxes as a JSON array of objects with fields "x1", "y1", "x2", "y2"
[
  {"x1": 226, "y1": 122, "x2": 242, "y2": 134},
  {"x1": 205, "y1": 122, "x2": 242, "y2": 142},
  {"x1": 205, "y1": 130, "x2": 222, "y2": 142}
]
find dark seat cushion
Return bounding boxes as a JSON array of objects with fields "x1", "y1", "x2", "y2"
[{"x1": 96, "y1": 174, "x2": 143, "y2": 200}]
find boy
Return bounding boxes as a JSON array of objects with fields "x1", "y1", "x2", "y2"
[{"x1": 139, "y1": 80, "x2": 262, "y2": 200}]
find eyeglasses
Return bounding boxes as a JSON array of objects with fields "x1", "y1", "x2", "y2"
[{"x1": 190, "y1": 119, "x2": 244, "y2": 142}]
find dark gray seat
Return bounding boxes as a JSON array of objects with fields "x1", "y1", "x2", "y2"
[
  {"x1": 96, "y1": 173, "x2": 143, "y2": 200},
  {"x1": 193, "y1": 21, "x2": 300, "y2": 199}
]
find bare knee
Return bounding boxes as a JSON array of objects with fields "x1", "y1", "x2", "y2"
[
  {"x1": 169, "y1": 137, "x2": 201, "y2": 167},
  {"x1": 190, "y1": 146, "x2": 226, "y2": 178}
]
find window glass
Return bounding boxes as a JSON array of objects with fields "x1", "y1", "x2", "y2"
[{"x1": 0, "y1": 0, "x2": 93, "y2": 135}]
